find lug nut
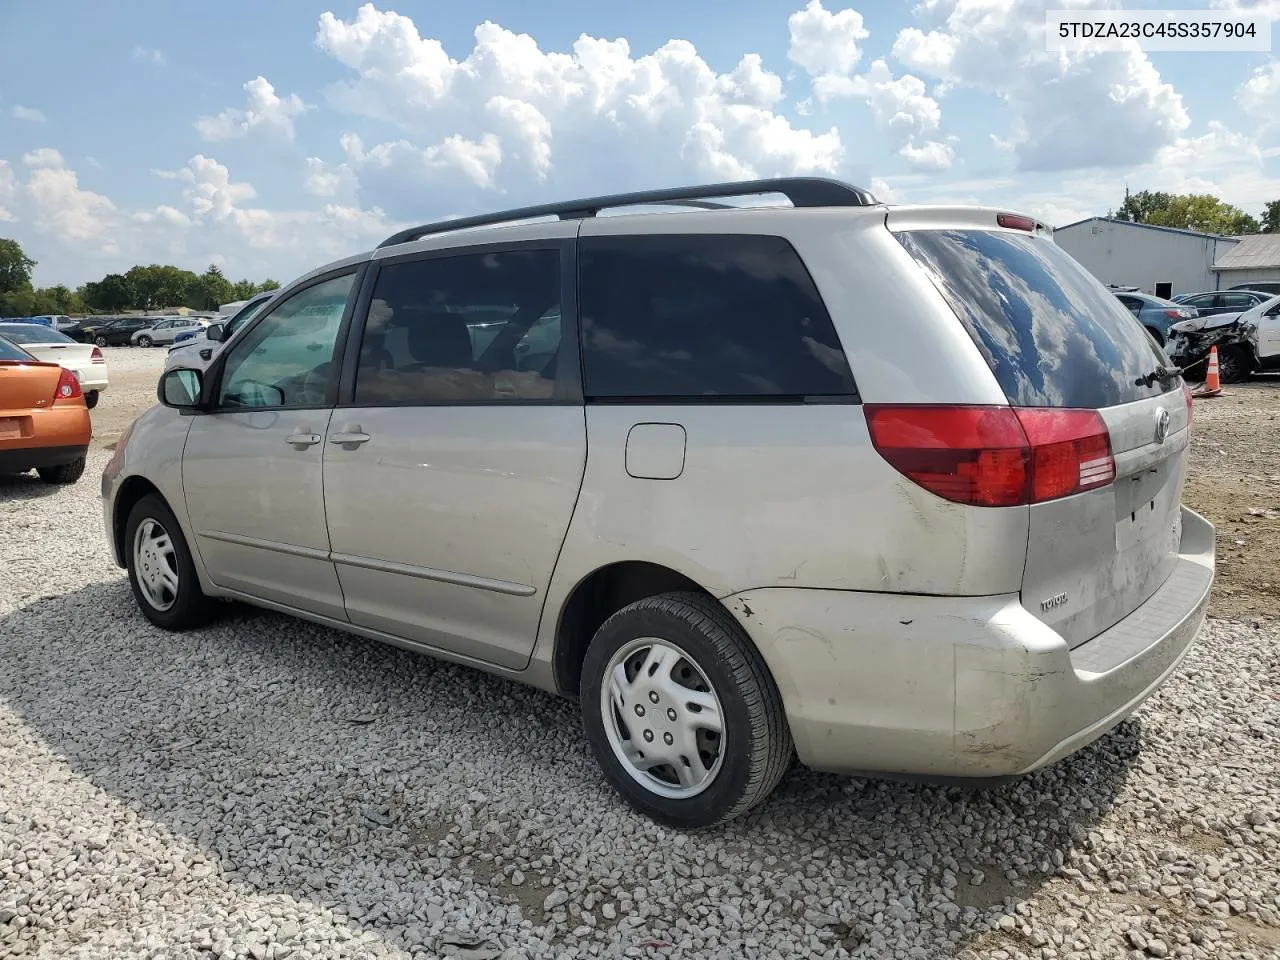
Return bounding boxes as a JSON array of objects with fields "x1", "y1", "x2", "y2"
[
  {"x1": 634, "y1": 704, "x2": 645, "y2": 717},
  {"x1": 649, "y1": 691, "x2": 659, "y2": 703},
  {"x1": 663, "y1": 733, "x2": 674, "y2": 745},
  {"x1": 643, "y1": 730, "x2": 654, "y2": 742},
  {"x1": 667, "y1": 708, "x2": 677, "y2": 721}
]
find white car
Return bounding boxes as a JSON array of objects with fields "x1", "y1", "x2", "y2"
[
  {"x1": 131, "y1": 317, "x2": 208, "y2": 347},
  {"x1": 0, "y1": 322, "x2": 109, "y2": 408},
  {"x1": 164, "y1": 291, "x2": 277, "y2": 373}
]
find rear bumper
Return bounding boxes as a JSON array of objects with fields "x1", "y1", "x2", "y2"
[
  {"x1": 0, "y1": 443, "x2": 89, "y2": 473},
  {"x1": 726, "y1": 506, "x2": 1215, "y2": 778}
]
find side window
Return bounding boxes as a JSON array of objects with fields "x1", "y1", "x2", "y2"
[
  {"x1": 217, "y1": 272, "x2": 355, "y2": 409},
  {"x1": 1220, "y1": 293, "x2": 1252, "y2": 310},
  {"x1": 579, "y1": 234, "x2": 855, "y2": 399},
  {"x1": 353, "y1": 248, "x2": 563, "y2": 405},
  {"x1": 1186, "y1": 294, "x2": 1217, "y2": 309},
  {"x1": 1117, "y1": 297, "x2": 1142, "y2": 315}
]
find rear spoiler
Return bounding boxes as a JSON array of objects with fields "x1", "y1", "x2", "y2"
[{"x1": 884, "y1": 205, "x2": 1053, "y2": 237}]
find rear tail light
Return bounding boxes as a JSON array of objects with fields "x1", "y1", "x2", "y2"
[
  {"x1": 997, "y1": 213, "x2": 1036, "y2": 232},
  {"x1": 53, "y1": 367, "x2": 83, "y2": 403},
  {"x1": 865, "y1": 405, "x2": 1115, "y2": 507},
  {"x1": 91, "y1": 346, "x2": 105, "y2": 363}
]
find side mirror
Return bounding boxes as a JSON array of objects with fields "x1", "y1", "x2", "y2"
[
  {"x1": 206, "y1": 323, "x2": 226, "y2": 342},
  {"x1": 158, "y1": 368, "x2": 203, "y2": 409}
]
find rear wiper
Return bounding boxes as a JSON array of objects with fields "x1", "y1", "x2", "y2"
[{"x1": 1134, "y1": 365, "x2": 1183, "y2": 388}]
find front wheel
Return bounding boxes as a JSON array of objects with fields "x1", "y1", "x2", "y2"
[
  {"x1": 581, "y1": 592, "x2": 793, "y2": 829},
  {"x1": 125, "y1": 494, "x2": 213, "y2": 630},
  {"x1": 1217, "y1": 344, "x2": 1253, "y2": 384},
  {"x1": 136, "y1": 335, "x2": 153, "y2": 348}
]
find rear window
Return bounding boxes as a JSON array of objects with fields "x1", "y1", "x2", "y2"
[
  {"x1": 579, "y1": 235, "x2": 856, "y2": 400},
  {"x1": 0, "y1": 324, "x2": 75, "y2": 344},
  {"x1": 0, "y1": 336, "x2": 34, "y2": 361},
  {"x1": 897, "y1": 229, "x2": 1173, "y2": 408}
]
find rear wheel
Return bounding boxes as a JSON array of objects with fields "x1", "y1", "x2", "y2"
[
  {"x1": 125, "y1": 494, "x2": 213, "y2": 630},
  {"x1": 94, "y1": 335, "x2": 108, "y2": 347},
  {"x1": 84, "y1": 390, "x2": 99, "y2": 410},
  {"x1": 1217, "y1": 345, "x2": 1253, "y2": 384},
  {"x1": 36, "y1": 457, "x2": 85, "y2": 484},
  {"x1": 136, "y1": 335, "x2": 153, "y2": 348},
  {"x1": 581, "y1": 592, "x2": 792, "y2": 829}
]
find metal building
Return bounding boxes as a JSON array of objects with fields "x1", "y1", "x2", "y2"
[
  {"x1": 1211, "y1": 234, "x2": 1280, "y2": 292},
  {"x1": 1054, "y1": 217, "x2": 1241, "y2": 298}
]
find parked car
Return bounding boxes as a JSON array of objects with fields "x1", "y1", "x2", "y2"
[
  {"x1": 85, "y1": 316, "x2": 156, "y2": 346},
  {"x1": 1167, "y1": 292, "x2": 1280, "y2": 382},
  {"x1": 0, "y1": 323, "x2": 108, "y2": 408},
  {"x1": 1230, "y1": 281, "x2": 1280, "y2": 296},
  {"x1": 165, "y1": 291, "x2": 277, "y2": 372},
  {"x1": 105, "y1": 178, "x2": 1214, "y2": 828},
  {"x1": 1171, "y1": 290, "x2": 1270, "y2": 318},
  {"x1": 1113, "y1": 292, "x2": 1196, "y2": 344},
  {"x1": 0, "y1": 334, "x2": 91, "y2": 483},
  {"x1": 131, "y1": 317, "x2": 208, "y2": 347}
]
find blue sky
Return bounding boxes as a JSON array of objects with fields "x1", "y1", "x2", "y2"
[{"x1": 1, "y1": 0, "x2": 1277, "y2": 286}]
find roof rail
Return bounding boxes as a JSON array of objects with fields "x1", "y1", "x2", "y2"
[{"x1": 375, "y1": 177, "x2": 878, "y2": 249}]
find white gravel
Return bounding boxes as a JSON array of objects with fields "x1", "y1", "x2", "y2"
[{"x1": 2, "y1": 450, "x2": 1280, "y2": 959}]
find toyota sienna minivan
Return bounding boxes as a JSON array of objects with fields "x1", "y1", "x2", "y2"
[{"x1": 103, "y1": 178, "x2": 1215, "y2": 828}]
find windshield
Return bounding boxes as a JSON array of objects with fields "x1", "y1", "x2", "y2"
[
  {"x1": 0, "y1": 324, "x2": 76, "y2": 345},
  {"x1": 897, "y1": 229, "x2": 1176, "y2": 409}
]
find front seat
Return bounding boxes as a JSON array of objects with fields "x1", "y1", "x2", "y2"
[{"x1": 403, "y1": 311, "x2": 473, "y2": 371}]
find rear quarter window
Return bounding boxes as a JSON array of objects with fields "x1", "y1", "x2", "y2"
[{"x1": 897, "y1": 229, "x2": 1173, "y2": 409}]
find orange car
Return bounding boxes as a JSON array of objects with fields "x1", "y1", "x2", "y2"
[{"x1": 0, "y1": 334, "x2": 92, "y2": 484}]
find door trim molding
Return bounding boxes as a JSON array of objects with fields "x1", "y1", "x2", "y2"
[
  {"x1": 330, "y1": 551, "x2": 537, "y2": 597},
  {"x1": 199, "y1": 530, "x2": 331, "y2": 562}
]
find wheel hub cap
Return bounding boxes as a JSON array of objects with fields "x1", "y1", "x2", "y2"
[
  {"x1": 133, "y1": 518, "x2": 179, "y2": 612},
  {"x1": 600, "y1": 638, "x2": 725, "y2": 800}
]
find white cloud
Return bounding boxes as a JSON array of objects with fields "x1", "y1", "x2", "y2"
[
  {"x1": 20, "y1": 150, "x2": 119, "y2": 246},
  {"x1": 787, "y1": 0, "x2": 869, "y2": 77},
  {"x1": 1210, "y1": 0, "x2": 1280, "y2": 18},
  {"x1": 196, "y1": 76, "x2": 311, "y2": 141},
  {"x1": 23, "y1": 148, "x2": 66, "y2": 169},
  {"x1": 0, "y1": 160, "x2": 16, "y2": 222},
  {"x1": 132, "y1": 46, "x2": 167, "y2": 66},
  {"x1": 312, "y1": 5, "x2": 847, "y2": 212},
  {"x1": 11, "y1": 106, "x2": 47, "y2": 123},
  {"x1": 1238, "y1": 61, "x2": 1280, "y2": 119},
  {"x1": 891, "y1": 0, "x2": 1189, "y2": 171}
]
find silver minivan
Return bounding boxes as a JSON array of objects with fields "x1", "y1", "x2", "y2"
[{"x1": 103, "y1": 179, "x2": 1214, "y2": 828}]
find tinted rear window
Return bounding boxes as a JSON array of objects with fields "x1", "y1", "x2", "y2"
[
  {"x1": 579, "y1": 234, "x2": 855, "y2": 400},
  {"x1": 0, "y1": 337, "x2": 33, "y2": 361},
  {"x1": 0, "y1": 325, "x2": 74, "y2": 344},
  {"x1": 897, "y1": 229, "x2": 1173, "y2": 408}
]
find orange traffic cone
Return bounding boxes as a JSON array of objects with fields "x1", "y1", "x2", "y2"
[{"x1": 1192, "y1": 346, "x2": 1223, "y2": 398}]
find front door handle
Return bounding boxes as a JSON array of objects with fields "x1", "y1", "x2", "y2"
[
  {"x1": 285, "y1": 430, "x2": 322, "y2": 446},
  {"x1": 329, "y1": 426, "x2": 371, "y2": 446}
]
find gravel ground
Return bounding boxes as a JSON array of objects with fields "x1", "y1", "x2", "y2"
[{"x1": 2, "y1": 359, "x2": 1280, "y2": 959}]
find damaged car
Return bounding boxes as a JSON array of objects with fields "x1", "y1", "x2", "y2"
[{"x1": 1164, "y1": 294, "x2": 1280, "y2": 383}]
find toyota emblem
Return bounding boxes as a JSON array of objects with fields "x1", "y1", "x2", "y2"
[{"x1": 1154, "y1": 407, "x2": 1170, "y2": 444}]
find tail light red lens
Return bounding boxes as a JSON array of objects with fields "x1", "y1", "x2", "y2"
[
  {"x1": 90, "y1": 346, "x2": 105, "y2": 363},
  {"x1": 53, "y1": 367, "x2": 83, "y2": 403},
  {"x1": 997, "y1": 213, "x2": 1036, "y2": 232},
  {"x1": 865, "y1": 405, "x2": 1115, "y2": 507}
]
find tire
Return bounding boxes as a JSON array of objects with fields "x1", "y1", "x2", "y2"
[
  {"x1": 94, "y1": 336, "x2": 108, "y2": 347},
  {"x1": 36, "y1": 457, "x2": 85, "y2": 484},
  {"x1": 581, "y1": 592, "x2": 793, "y2": 829},
  {"x1": 124, "y1": 493, "x2": 213, "y2": 630},
  {"x1": 137, "y1": 335, "x2": 153, "y2": 348},
  {"x1": 84, "y1": 390, "x2": 99, "y2": 410},
  {"x1": 1217, "y1": 344, "x2": 1253, "y2": 384}
]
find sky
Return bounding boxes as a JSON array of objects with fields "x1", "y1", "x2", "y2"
[{"x1": 1, "y1": 0, "x2": 1278, "y2": 287}]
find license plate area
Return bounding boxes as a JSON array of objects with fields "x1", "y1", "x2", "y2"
[
  {"x1": 1115, "y1": 461, "x2": 1178, "y2": 552},
  {"x1": 0, "y1": 417, "x2": 27, "y2": 440}
]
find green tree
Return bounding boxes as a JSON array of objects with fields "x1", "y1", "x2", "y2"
[
  {"x1": 189, "y1": 264, "x2": 234, "y2": 310},
  {"x1": 0, "y1": 238, "x2": 36, "y2": 295},
  {"x1": 1111, "y1": 188, "x2": 1173, "y2": 224},
  {"x1": 258, "y1": 278, "x2": 280, "y2": 292},
  {"x1": 0, "y1": 288, "x2": 36, "y2": 316},
  {"x1": 83, "y1": 274, "x2": 135, "y2": 312},
  {"x1": 1146, "y1": 194, "x2": 1259, "y2": 235},
  {"x1": 1261, "y1": 200, "x2": 1280, "y2": 234},
  {"x1": 230, "y1": 278, "x2": 258, "y2": 301},
  {"x1": 125, "y1": 264, "x2": 200, "y2": 310}
]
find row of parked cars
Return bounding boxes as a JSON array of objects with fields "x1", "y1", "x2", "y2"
[{"x1": 1109, "y1": 286, "x2": 1280, "y2": 382}]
